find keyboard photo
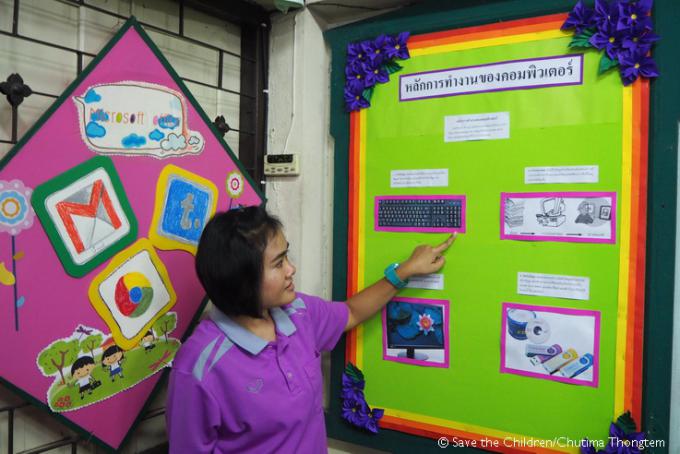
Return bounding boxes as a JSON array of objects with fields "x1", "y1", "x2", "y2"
[{"x1": 375, "y1": 196, "x2": 466, "y2": 233}]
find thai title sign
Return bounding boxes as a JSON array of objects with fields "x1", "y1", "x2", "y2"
[
  {"x1": 399, "y1": 54, "x2": 583, "y2": 102},
  {"x1": 74, "y1": 82, "x2": 205, "y2": 158}
]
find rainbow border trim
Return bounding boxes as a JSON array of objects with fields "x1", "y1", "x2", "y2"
[{"x1": 344, "y1": 13, "x2": 648, "y2": 452}]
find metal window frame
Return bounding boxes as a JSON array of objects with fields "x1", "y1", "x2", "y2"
[{"x1": 1, "y1": 0, "x2": 269, "y2": 190}]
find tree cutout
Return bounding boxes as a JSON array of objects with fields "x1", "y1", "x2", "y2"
[
  {"x1": 80, "y1": 334, "x2": 104, "y2": 359},
  {"x1": 153, "y1": 313, "x2": 177, "y2": 342},
  {"x1": 37, "y1": 339, "x2": 80, "y2": 385}
]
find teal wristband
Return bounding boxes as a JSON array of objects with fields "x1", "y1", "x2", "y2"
[{"x1": 384, "y1": 263, "x2": 408, "y2": 289}]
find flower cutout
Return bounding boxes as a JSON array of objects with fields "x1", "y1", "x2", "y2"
[
  {"x1": 365, "y1": 406, "x2": 384, "y2": 434},
  {"x1": 345, "y1": 62, "x2": 369, "y2": 92},
  {"x1": 344, "y1": 31, "x2": 410, "y2": 112},
  {"x1": 226, "y1": 171, "x2": 244, "y2": 199},
  {"x1": 565, "y1": 0, "x2": 659, "y2": 85},
  {"x1": 347, "y1": 42, "x2": 367, "y2": 65},
  {"x1": 561, "y1": 0, "x2": 596, "y2": 33},
  {"x1": 361, "y1": 34, "x2": 389, "y2": 66},
  {"x1": 621, "y1": 28, "x2": 659, "y2": 54},
  {"x1": 341, "y1": 372, "x2": 365, "y2": 401},
  {"x1": 579, "y1": 411, "x2": 647, "y2": 454},
  {"x1": 385, "y1": 32, "x2": 410, "y2": 60},
  {"x1": 616, "y1": 0, "x2": 653, "y2": 32},
  {"x1": 603, "y1": 422, "x2": 646, "y2": 454},
  {"x1": 363, "y1": 62, "x2": 389, "y2": 86},
  {"x1": 593, "y1": 0, "x2": 620, "y2": 28},
  {"x1": 341, "y1": 363, "x2": 382, "y2": 434},
  {"x1": 417, "y1": 313, "x2": 435, "y2": 335},
  {"x1": 341, "y1": 398, "x2": 368, "y2": 426},
  {"x1": 344, "y1": 87, "x2": 370, "y2": 112},
  {"x1": 619, "y1": 49, "x2": 658, "y2": 85},
  {"x1": 589, "y1": 21, "x2": 624, "y2": 59},
  {"x1": 0, "y1": 180, "x2": 35, "y2": 236}
]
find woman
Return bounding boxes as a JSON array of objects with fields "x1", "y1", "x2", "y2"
[{"x1": 166, "y1": 205, "x2": 455, "y2": 453}]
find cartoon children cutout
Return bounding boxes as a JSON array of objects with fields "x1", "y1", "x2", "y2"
[
  {"x1": 140, "y1": 330, "x2": 156, "y2": 353},
  {"x1": 102, "y1": 345, "x2": 125, "y2": 382},
  {"x1": 71, "y1": 356, "x2": 96, "y2": 399}
]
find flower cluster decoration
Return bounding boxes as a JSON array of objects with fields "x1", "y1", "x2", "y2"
[
  {"x1": 561, "y1": 0, "x2": 659, "y2": 86},
  {"x1": 580, "y1": 412, "x2": 647, "y2": 453},
  {"x1": 341, "y1": 362, "x2": 384, "y2": 433},
  {"x1": 344, "y1": 32, "x2": 411, "y2": 112}
]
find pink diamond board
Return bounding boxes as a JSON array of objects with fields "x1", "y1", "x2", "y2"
[{"x1": 0, "y1": 18, "x2": 262, "y2": 451}]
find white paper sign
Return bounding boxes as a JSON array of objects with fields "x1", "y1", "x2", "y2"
[
  {"x1": 401, "y1": 54, "x2": 583, "y2": 101},
  {"x1": 74, "y1": 81, "x2": 205, "y2": 158},
  {"x1": 406, "y1": 273, "x2": 444, "y2": 290},
  {"x1": 517, "y1": 272, "x2": 590, "y2": 301},
  {"x1": 390, "y1": 169, "x2": 448, "y2": 188},
  {"x1": 525, "y1": 166, "x2": 599, "y2": 184},
  {"x1": 445, "y1": 112, "x2": 509, "y2": 142}
]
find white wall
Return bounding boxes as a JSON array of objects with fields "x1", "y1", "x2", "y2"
[{"x1": 265, "y1": 9, "x2": 388, "y2": 454}]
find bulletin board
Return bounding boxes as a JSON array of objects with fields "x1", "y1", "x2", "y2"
[
  {"x1": 327, "y1": 1, "x2": 677, "y2": 452},
  {"x1": 0, "y1": 18, "x2": 262, "y2": 452}
]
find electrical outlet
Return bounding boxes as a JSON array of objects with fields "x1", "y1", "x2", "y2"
[{"x1": 264, "y1": 153, "x2": 299, "y2": 176}]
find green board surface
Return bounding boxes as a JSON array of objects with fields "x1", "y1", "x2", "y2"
[
  {"x1": 361, "y1": 35, "x2": 620, "y2": 442},
  {"x1": 327, "y1": 1, "x2": 679, "y2": 452}
]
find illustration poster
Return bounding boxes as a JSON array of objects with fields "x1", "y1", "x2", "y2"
[{"x1": 0, "y1": 18, "x2": 262, "y2": 451}]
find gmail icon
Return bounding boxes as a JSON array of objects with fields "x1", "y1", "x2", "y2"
[{"x1": 32, "y1": 157, "x2": 138, "y2": 277}]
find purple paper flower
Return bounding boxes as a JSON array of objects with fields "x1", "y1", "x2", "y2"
[
  {"x1": 344, "y1": 86, "x2": 370, "y2": 112},
  {"x1": 603, "y1": 422, "x2": 646, "y2": 454},
  {"x1": 341, "y1": 398, "x2": 368, "y2": 426},
  {"x1": 363, "y1": 62, "x2": 389, "y2": 86},
  {"x1": 341, "y1": 373, "x2": 365, "y2": 400},
  {"x1": 361, "y1": 34, "x2": 389, "y2": 65},
  {"x1": 345, "y1": 62, "x2": 368, "y2": 93},
  {"x1": 590, "y1": 21, "x2": 624, "y2": 59},
  {"x1": 622, "y1": 28, "x2": 659, "y2": 54},
  {"x1": 619, "y1": 48, "x2": 659, "y2": 85},
  {"x1": 347, "y1": 42, "x2": 367, "y2": 65},
  {"x1": 365, "y1": 406, "x2": 384, "y2": 434},
  {"x1": 616, "y1": 0, "x2": 653, "y2": 32},
  {"x1": 562, "y1": 1, "x2": 596, "y2": 33},
  {"x1": 385, "y1": 32, "x2": 410, "y2": 60},
  {"x1": 593, "y1": 0, "x2": 621, "y2": 28}
]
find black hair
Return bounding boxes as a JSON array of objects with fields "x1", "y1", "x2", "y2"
[
  {"x1": 102, "y1": 345, "x2": 123, "y2": 364},
  {"x1": 195, "y1": 205, "x2": 283, "y2": 318},
  {"x1": 71, "y1": 356, "x2": 94, "y2": 375}
]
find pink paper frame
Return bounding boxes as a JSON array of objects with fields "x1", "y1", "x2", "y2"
[
  {"x1": 500, "y1": 302, "x2": 601, "y2": 387},
  {"x1": 374, "y1": 195, "x2": 466, "y2": 233},
  {"x1": 382, "y1": 297, "x2": 450, "y2": 368},
  {"x1": 500, "y1": 191, "x2": 617, "y2": 244}
]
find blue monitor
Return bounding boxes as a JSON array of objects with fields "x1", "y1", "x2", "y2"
[{"x1": 386, "y1": 300, "x2": 444, "y2": 360}]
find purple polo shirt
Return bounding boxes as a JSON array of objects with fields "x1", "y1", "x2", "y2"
[{"x1": 166, "y1": 293, "x2": 349, "y2": 453}]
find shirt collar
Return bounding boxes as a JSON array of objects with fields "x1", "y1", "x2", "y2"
[{"x1": 209, "y1": 306, "x2": 297, "y2": 355}]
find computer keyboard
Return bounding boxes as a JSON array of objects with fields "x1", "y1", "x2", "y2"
[{"x1": 375, "y1": 196, "x2": 465, "y2": 232}]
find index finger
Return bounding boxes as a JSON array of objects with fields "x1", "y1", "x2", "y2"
[{"x1": 434, "y1": 233, "x2": 457, "y2": 253}]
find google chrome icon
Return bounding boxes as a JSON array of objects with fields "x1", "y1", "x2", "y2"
[{"x1": 114, "y1": 272, "x2": 153, "y2": 317}]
